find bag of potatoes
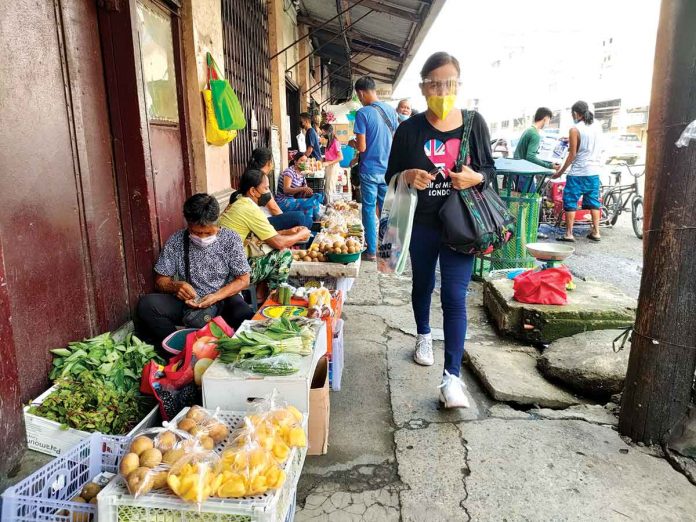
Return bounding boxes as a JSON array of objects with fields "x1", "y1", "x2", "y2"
[
  {"x1": 175, "y1": 405, "x2": 230, "y2": 450},
  {"x1": 119, "y1": 425, "x2": 193, "y2": 497}
]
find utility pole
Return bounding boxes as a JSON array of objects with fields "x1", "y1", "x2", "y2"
[{"x1": 619, "y1": 0, "x2": 696, "y2": 444}]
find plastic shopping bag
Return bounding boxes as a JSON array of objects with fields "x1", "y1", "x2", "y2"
[
  {"x1": 207, "y1": 52, "x2": 246, "y2": 131},
  {"x1": 512, "y1": 266, "x2": 573, "y2": 305},
  {"x1": 377, "y1": 173, "x2": 417, "y2": 275},
  {"x1": 202, "y1": 89, "x2": 236, "y2": 146}
]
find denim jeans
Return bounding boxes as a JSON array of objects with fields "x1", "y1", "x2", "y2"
[
  {"x1": 359, "y1": 172, "x2": 387, "y2": 254},
  {"x1": 268, "y1": 211, "x2": 313, "y2": 231},
  {"x1": 409, "y1": 223, "x2": 474, "y2": 376}
]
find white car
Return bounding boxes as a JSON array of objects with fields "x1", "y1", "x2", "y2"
[{"x1": 604, "y1": 133, "x2": 643, "y2": 165}]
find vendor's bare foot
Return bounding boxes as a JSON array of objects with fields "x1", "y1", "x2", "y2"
[
  {"x1": 361, "y1": 252, "x2": 376, "y2": 261},
  {"x1": 556, "y1": 236, "x2": 576, "y2": 243}
]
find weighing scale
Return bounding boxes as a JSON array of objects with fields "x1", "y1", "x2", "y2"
[{"x1": 525, "y1": 242, "x2": 575, "y2": 269}]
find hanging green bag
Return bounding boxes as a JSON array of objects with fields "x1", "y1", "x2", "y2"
[{"x1": 207, "y1": 52, "x2": 246, "y2": 131}]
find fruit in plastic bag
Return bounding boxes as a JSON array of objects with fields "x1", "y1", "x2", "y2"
[{"x1": 167, "y1": 449, "x2": 222, "y2": 504}]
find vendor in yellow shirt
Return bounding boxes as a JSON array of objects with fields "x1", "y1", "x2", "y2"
[{"x1": 219, "y1": 168, "x2": 311, "y2": 295}]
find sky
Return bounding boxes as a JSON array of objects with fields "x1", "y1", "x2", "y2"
[{"x1": 392, "y1": 0, "x2": 661, "y2": 122}]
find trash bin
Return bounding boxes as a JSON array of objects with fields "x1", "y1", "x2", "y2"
[{"x1": 473, "y1": 158, "x2": 554, "y2": 280}]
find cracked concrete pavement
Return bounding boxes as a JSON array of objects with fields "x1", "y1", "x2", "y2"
[{"x1": 295, "y1": 262, "x2": 696, "y2": 521}]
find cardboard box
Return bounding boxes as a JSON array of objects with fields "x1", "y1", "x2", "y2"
[
  {"x1": 202, "y1": 320, "x2": 328, "y2": 414},
  {"x1": 308, "y1": 356, "x2": 330, "y2": 455}
]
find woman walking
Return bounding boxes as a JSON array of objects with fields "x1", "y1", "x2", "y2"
[
  {"x1": 554, "y1": 101, "x2": 603, "y2": 242},
  {"x1": 385, "y1": 52, "x2": 496, "y2": 408},
  {"x1": 321, "y1": 123, "x2": 344, "y2": 205}
]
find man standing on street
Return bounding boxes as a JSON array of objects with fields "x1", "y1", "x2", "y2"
[
  {"x1": 348, "y1": 76, "x2": 399, "y2": 261},
  {"x1": 514, "y1": 107, "x2": 559, "y2": 192},
  {"x1": 300, "y1": 112, "x2": 322, "y2": 162}
]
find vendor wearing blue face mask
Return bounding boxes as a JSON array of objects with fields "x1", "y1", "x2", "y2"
[
  {"x1": 397, "y1": 99, "x2": 412, "y2": 124},
  {"x1": 136, "y1": 193, "x2": 254, "y2": 349}
]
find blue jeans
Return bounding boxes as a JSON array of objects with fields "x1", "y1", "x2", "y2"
[
  {"x1": 360, "y1": 172, "x2": 387, "y2": 254},
  {"x1": 268, "y1": 211, "x2": 312, "y2": 231},
  {"x1": 409, "y1": 223, "x2": 474, "y2": 376}
]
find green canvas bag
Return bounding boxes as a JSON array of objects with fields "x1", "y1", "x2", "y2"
[{"x1": 207, "y1": 52, "x2": 246, "y2": 131}]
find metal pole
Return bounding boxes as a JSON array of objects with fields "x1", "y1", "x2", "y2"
[
  {"x1": 619, "y1": 0, "x2": 696, "y2": 445},
  {"x1": 270, "y1": 0, "x2": 367, "y2": 60},
  {"x1": 284, "y1": 9, "x2": 374, "y2": 73}
]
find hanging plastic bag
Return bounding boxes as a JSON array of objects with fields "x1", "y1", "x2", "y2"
[
  {"x1": 202, "y1": 89, "x2": 236, "y2": 146},
  {"x1": 378, "y1": 173, "x2": 418, "y2": 274},
  {"x1": 207, "y1": 52, "x2": 246, "y2": 131},
  {"x1": 513, "y1": 266, "x2": 573, "y2": 305}
]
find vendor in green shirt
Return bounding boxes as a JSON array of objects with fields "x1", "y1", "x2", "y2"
[{"x1": 513, "y1": 107, "x2": 559, "y2": 192}]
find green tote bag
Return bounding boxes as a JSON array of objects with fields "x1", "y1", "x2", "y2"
[{"x1": 207, "y1": 52, "x2": 246, "y2": 131}]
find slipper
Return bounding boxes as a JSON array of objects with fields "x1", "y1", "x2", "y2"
[
  {"x1": 587, "y1": 233, "x2": 601, "y2": 242},
  {"x1": 556, "y1": 237, "x2": 576, "y2": 243}
]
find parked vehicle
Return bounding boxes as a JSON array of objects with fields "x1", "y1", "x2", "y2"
[
  {"x1": 600, "y1": 163, "x2": 644, "y2": 239},
  {"x1": 604, "y1": 133, "x2": 643, "y2": 165}
]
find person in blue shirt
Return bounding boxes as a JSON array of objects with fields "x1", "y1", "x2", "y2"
[
  {"x1": 348, "y1": 76, "x2": 399, "y2": 260},
  {"x1": 300, "y1": 112, "x2": 322, "y2": 161}
]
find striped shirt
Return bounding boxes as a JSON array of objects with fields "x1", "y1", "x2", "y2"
[{"x1": 276, "y1": 166, "x2": 307, "y2": 203}]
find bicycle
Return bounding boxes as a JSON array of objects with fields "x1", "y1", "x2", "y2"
[{"x1": 600, "y1": 163, "x2": 644, "y2": 239}]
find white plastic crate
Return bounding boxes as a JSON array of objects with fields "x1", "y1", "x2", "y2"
[
  {"x1": 23, "y1": 385, "x2": 159, "y2": 456},
  {"x1": 2, "y1": 433, "x2": 128, "y2": 522},
  {"x1": 97, "y1": 407, "x2": 306, "y2": 522},
  {"x1": 328, "y1": 319, "x2": 344, "y2": 391}
]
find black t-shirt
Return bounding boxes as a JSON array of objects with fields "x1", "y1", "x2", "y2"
[{"x1": 385, "y1": 111, "x2": 496, "y2": 227}]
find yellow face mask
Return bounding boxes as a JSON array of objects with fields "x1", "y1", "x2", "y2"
[{"x1": 426, "y1": 94, "x2": 457, "y2": 120}]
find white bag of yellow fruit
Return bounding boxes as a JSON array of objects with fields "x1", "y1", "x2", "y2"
[{"x1": 167, "y1": 445, "x2": 222, "y2": 505}]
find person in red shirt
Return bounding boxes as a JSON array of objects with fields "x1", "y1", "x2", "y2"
[{"x1": 321, "y1": 123, "x2": 344, "y2": 205}]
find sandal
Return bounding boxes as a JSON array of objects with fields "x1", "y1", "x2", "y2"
[
  {"x1": 587, "y1": 233, "x2": 601, "y2": 242},
  {"x1": 556, "y1": 236, "x2": 576, "y2": 243}
]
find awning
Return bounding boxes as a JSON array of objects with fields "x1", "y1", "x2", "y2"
[{"x1": 296, "y1": 0, "x2": 446, "y2": 105}]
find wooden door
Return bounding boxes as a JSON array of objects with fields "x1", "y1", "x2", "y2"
[{"x1": 136, "y1": 0, "x2": 188, "y2": 245}]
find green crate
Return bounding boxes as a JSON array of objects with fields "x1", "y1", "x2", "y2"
[{"x1": 474, "y1": 191, "x2": 540, "y2": 280}]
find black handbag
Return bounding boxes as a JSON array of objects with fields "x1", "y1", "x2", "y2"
[{"x1": 438, "y1": 110, "x2": 515, "y2": 255}]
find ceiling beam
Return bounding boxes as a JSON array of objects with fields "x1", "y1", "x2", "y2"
[
  {"x1": 343, "y1": 0, "x2": 421, "y2": 23},
  {"x1": 298, "y1": 15, "x2": 403, "y2": 57},
  {"x1": 352, "y1": 63, "x2": 395, "y2": 81}
]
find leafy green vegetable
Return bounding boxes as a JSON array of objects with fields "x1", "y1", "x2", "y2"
[
  {"x1": 28, "y1": 374, "x2": 152, "y2": 434},
  {"x1": 49, "y1": 332, "x2": 162, "y2": 393}
]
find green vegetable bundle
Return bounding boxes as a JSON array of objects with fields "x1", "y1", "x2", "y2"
[
  {"x1": 28, "y1": 373, "x2": 152, "y2": 434},
  {"x1": 216, "y1": 318, "x2": 317, "y2": 365},
  {"x1": 50, "y1": 332, "x2": 162, "y2": 393},
  {"x1": 236, "y1": 354, "x2": 302, "y2": 376}
]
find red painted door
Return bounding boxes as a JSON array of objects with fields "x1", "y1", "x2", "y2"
[
  {"x1": 0, "y1": 0, "x2": 130, "y2": 469},
  {"x1": 136, "y1": 0, "x2": 188, "y2": 245}
]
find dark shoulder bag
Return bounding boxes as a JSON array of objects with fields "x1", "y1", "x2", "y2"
[
  {"x1": 371, "y1": 103, "x2": 396, "y2": 136},
  {"x1": 438, "y1": 110, "x2": 515, "y2": 255}
]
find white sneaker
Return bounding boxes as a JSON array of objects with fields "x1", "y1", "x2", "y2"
[
  {"x1": 413, "y1": 334, "x2": 434, "y2": 366},
  {"x1": 438, "y1": 371, "x2": 471, "y2": 408}
]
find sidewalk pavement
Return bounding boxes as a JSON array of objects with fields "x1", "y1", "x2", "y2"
[{"x1": 295, "y1": 262, "x2": 696, "y2": 521}]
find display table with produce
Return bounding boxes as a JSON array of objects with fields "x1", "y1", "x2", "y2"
[{"x1": 202, "y1": 319, "x2": 327, "y2": 413}]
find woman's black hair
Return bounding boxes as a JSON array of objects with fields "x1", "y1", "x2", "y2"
[
  {"x1": 247, "y1": 147, "x2": 273, "y2": 171},
  {"x1": 320, "y1": 123, "x2": 335, "y2": 150},
  {"x1": 289, "y1": 150, "x2": 306, "y2": 166},
  {"x1": 184, "y1": 193, "x2": 219, "y2": 225},
  {"x1": 420, "y1": 52, "x2": 460, "y2": 79},
  {"x1": 230, "y1": 169, "x2": 266, "y2": 203},
  {"x1": 571, "y1": 100, "x2": 594, "y2": 125}
]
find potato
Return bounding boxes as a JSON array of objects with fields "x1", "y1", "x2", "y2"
[
  {"x1": 208, "y1": 423, "x2": 229, "y2": 444},
  {"x1": 139, "y1": 448, "x2": 163, "y2": 468},
  {"x1": 177, "y1": 418, "x2": 196, "y2": 433},
  {"x1": 186, "y1": 406, "x2": 208, "y2": 423},
  {"x1": 127, "y1": 467, "x2": 153, "y2": 495},
  {"x1": 302, "y1": 256, "x2": 312, "y2": 262},
  {"x1": 333, "y1": 241, "x2": 343, "y2": 249},
  {"x1": 155, "y1": 431, "x2": 177, "y2": 452},
  {"x1": 119, "y1": 452, "x2": 140, "y2": 476},
  {"x1": 129, "y1": 436, "x2": 154, "y2": 456},
  {"x1": 162, "y1": 448, "x2": 186, "y2": 466},
  {"x1": 151, "y1": 470, "x2": 168, "y2": 490},
  {"x1": 80, "y1": 482, "x2": 101, "y2": 501},
  {"x1": 199, "y1": 435, "x2": 215, "y2": 450}
]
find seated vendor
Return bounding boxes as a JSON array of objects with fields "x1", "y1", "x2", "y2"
[
  {"x1": 237, "y1": 147, "x2": 313, "y2": 230},
  {"x1": 275, "y1": 151, "x2": 323, "y2": 221},
  {"x1": 219, "y1": 169, "x2": 311, "y2": 294},
  {"x1": 136, "y1": 193, "x2": 254, "y2": 348}
]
